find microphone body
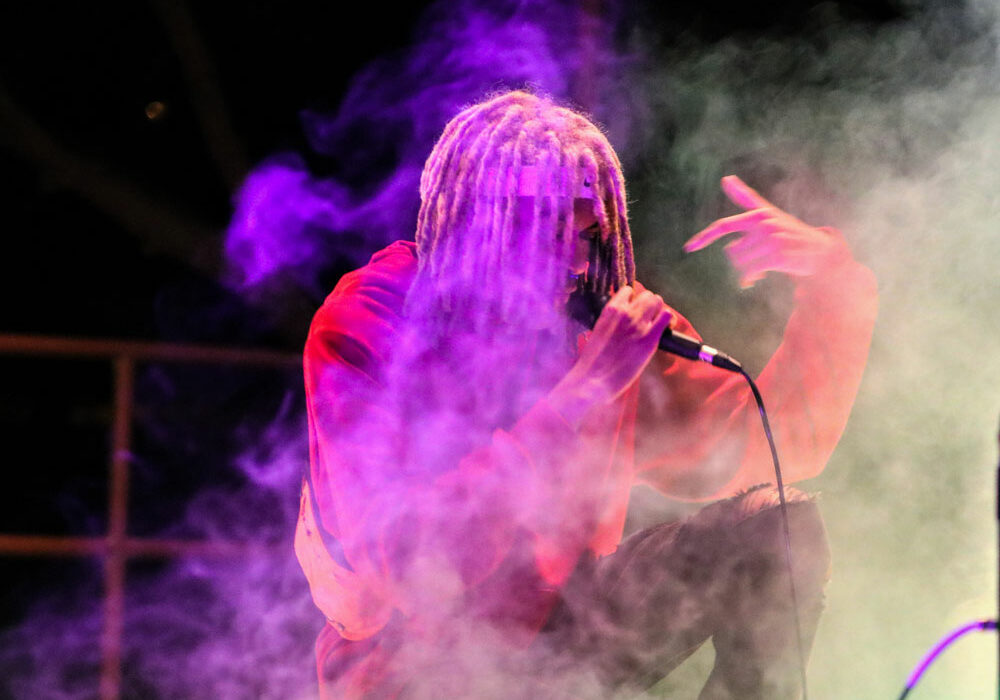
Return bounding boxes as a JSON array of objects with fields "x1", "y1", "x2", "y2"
[
  {"x1": 658, "y1": 328, "x2": 742, "y2": 372},
  {"x1": 567, "y1": 290, "x2": 743, "y2": 373}
]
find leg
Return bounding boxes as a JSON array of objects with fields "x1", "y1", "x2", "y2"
[
  {"x1": 698, "y1": 489, "x2": 830, "y2": 699},
  {"x1": 538, "y1": 485, "x2": 831, "y2": 699}
]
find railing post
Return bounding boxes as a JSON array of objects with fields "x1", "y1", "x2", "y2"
[
  {"x1": 0, "y1": 334, "x2": 300, "y2": 699},
  {"x1": 99, "y1": 354, "x2": 134, "y2": 700}
]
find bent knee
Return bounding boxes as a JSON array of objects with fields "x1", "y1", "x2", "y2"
[
  {"x1": 731, "y1": 485, "x2": 832, "y2": 591},
  {"x1": 730, "y1": 483, "x2": 813, "y2": 519}
]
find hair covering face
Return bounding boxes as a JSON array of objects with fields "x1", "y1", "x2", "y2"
[{"x1": 408, "y1": 90, "x2": 634, "y2": 335}]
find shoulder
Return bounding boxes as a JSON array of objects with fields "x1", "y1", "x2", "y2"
[
  {"x1": 306, "y1": 241, "x2": 418, "y2": 374},
  {"x1": 323, "y1": 240, "x2": 418, "y2": 307}
]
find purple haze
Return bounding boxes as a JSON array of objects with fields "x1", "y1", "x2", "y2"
[
  {"x1": 3, "y1": 2, "x2": 632, "y2": 699},
  {"x1": 223, "y1": 0, "x2": 623, "y2": 300}
]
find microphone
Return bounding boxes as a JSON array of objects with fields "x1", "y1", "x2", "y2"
[{"x1": 567, "y1": 289, "x2": 743, "y2": 373}]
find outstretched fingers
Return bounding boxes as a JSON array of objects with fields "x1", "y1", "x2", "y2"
[
  {"x1": 684, "y1": 175, "x2": 780, "y2": 251},
  {"x1": 685, "y1": 174, "x2": 853, "y2": 288},
  {"x1": 721, "y1": 174, "x2": 774, "y2": 211},
  {"x1": 684, "y1": 209, "x2": 771, "y2": 251}
]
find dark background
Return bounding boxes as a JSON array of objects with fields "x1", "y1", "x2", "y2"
[{"x1": 0, "y1": 0, "x2": 903, "y2": 342}]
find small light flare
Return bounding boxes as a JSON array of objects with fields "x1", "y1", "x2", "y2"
[{"x1": 145, "y1": 101, "x2": 167, "y2": 121}]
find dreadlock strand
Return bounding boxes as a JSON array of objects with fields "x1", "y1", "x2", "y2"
[
  {"x1": 538, "y1": 134, "x2": 576, "y2": 307},
  {"x1": 434, "y1": 155, "x2": 482, "y2": 305},
  {"x1": 460, "y1": 110, "x2": 524, "y2": 292},
  {"x1": 420, "y1": 105, "x2": 486, "y2": 214},
  {"x1": 480, "y1": 130, "x2": 521, "y2": 303},
  {"x1": 443, "y1": 111, "x2": 513, "y2": 275},
  {"x1": 499, "y1": 138, "x2": 532, "y2": 320},
  {"x1": 411, "y1": 89, "x2": 635, "y2": 334},
  {"x1": 527, "y1": 138, "x2": 551, "y2": 252},
  {"x1": 587, "y1": 137, "x2": 630, "y2": 287},
  {"x1": 559, "y1": 146, "x2": 581, "y2": 284},
  {"x1": 420, "y1": 108, "x2": 475, "y2": 199},
  {"x1": 419, "y1": 111, "x2": 487, "y2": 284},
  {"x1": 572, "y1": 148, "x2": 608, "y2": 293},
  {"x1": 521, "y1": 123, "x2": 562, "y2": 318},
  {"x1": 607, "y1": 161, "x2": 634, "y2": 284}
]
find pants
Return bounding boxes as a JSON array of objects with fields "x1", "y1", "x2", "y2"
[
  {"x1": 536, "y1": 484, "x2": 831, "y2": 699},
  {"x1": 316, "y1": 484, "x2": 831, "y2": 699}
]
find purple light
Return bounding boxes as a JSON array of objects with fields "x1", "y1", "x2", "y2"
[
  {"x1": 902, "y1": 619, "x2": 997, "y2": 696},
  {"x1": 221, "y1": 0, "x2": 624, "y2": 300},
  {"x1": 224, "y1": 156, "x2": 350, "y2": 290}
]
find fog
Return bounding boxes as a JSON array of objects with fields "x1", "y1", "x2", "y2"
[{"x1": 3, "y1": 0, "x2": 998, "y2": 697}]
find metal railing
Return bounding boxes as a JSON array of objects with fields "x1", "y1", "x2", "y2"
[{"x1": 0, "y1": 334, "x2": 300, "y2": 700}]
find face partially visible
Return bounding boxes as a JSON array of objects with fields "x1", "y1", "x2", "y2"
[
  {"x1": 514, "y1": 196, "x2": 601, "y2": 309},
  {"x1": 564, "y1": 197, "x2": 599, "y2": 302}
]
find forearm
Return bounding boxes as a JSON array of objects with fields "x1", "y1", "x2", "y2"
[
  {"x1": 547, "y1": 365, "x2": 608, "y2": 430},
  {"x1": 331, "y1": 392, "x2": 598, "y2": 606},
  {"x1": 729, "y1": 257, "x2": 878, "y2": 490}
]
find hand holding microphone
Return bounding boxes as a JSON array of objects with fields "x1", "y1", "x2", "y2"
[
  {"x1": 551, "y1": 284, "x2": 741, "y2": 428},
  {"x1": 567, "y1": 286, "x2": 742, "y2": 373},
  {"x1": 549, "y1": 285, "x2": 672, "y2": 427}
]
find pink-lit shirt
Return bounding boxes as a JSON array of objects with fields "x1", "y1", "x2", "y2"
[{"x1": 295, "y1": 238, "x2": 877, "y2": 680}]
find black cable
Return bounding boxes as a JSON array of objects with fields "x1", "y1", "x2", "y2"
[
  {"x1": 738, "y1": 368, "x2": 810, "y2": 700},
  {"x1": 566, "y1": 290, "x2": 810, "y2": 696}
]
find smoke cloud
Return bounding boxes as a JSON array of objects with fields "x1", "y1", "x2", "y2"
[
  {"x1": 616, "y1": 1, "x2": 1000, "y2": 696},
  {"x1": 5, "y1": 0, "x2": 999, "y2": 697},
  {"x1": 223, "y1": 0, "x2": 600, "y2": 302}
]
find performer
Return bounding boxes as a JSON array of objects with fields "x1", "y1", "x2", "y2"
[{"x1": 294, "y1": 90, "x2": 877, "y2": 699}]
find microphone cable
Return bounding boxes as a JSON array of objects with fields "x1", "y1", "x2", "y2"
[
  {"x1": 568, "y1": 290, "x2": 810, "y2": 699},
  {"x1": 739, "y1": 367, "x2": 810, "y2": 700}
]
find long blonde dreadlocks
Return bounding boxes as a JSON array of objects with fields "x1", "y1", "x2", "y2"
[
  {"x1": 393, "y1": 91, "x2": 636, "y2": 442},
  {"x1": 407, "y1": 90, "x2": 635, "y2": 331}
]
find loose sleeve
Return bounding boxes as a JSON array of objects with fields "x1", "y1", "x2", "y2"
[
  {"x1": 298, "y1": 289, "x2": 598, "y2": 636},
  {"x1": 633, "y1": 250, "x2": 878, "y2": 501}
]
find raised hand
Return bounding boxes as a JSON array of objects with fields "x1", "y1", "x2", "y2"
[{"x1": 684, "y1": 175, "x2": 852, "y2": 288}]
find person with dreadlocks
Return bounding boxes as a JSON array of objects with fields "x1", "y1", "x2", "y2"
[{"x1": 295, "y1": 90, "x2": 877, "y2": 699}]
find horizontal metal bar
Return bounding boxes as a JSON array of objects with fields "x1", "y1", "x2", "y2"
[
  {"x1": 0, "y1": 534, "x2": 284, "y2": 558},
  {"x1": 122, "y1": 538, "x2": 284, "y2": 558},
  {"x1": 0, "y1": 534, "x2": 107, "y2": 556},
  {"x1": 0, "y1": 334, "x2": 300, "y2": 366}
]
